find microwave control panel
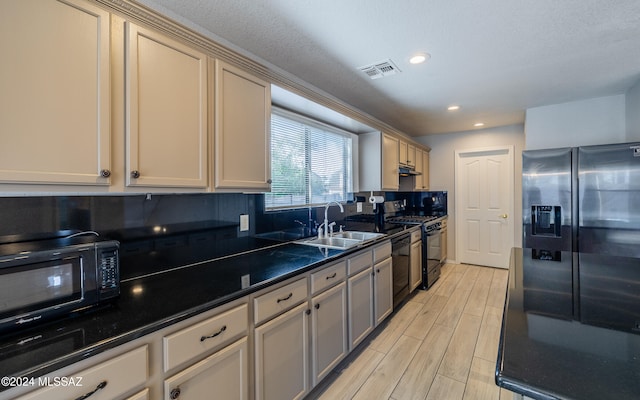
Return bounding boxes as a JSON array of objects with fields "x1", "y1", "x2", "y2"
[{"x1": 98, "y1": 247, "x2": 120, "y2": 300}]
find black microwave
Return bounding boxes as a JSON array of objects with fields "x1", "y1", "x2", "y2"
[{"x1": 0, "y1": 237, "x2": 120, "y2": 333}]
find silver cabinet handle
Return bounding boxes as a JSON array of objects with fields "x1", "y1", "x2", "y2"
[
  {"x1": 200, "y1": 325, "x2": 227, "y2": 342},
  {"x1": 130, "y1": 170, "x2": 140, "y2": 179},
  {"x1": 276, "y1": 292, "x2": 293, "y2": 303},
  {"x1": 99, "y1": 169, "x2": 111, "y2": 178},
  {"x1": 75, "y1": 380, "x2": 107, "y2": 400},
  {"x1": 315, "y1": 303, "x2": 320, "y2": 309}
]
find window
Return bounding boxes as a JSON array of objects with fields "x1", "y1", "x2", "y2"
[{"x1": 266, "y1": 108, "x2": 355, "y2": 209}]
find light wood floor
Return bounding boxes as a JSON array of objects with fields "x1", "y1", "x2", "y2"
[{"x1": 307, "y1": 262, "x2": 515, "y2": 400}]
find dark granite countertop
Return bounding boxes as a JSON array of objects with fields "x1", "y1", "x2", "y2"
[
  {"x1": 496, "y1": 248, "x2": 640, "y2": 400},
  {"x1": 0, "y1": 233, "x2": 378, "y2": 387}
]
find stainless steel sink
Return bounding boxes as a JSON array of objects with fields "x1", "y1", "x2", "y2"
[
  {"x1": 331, "y1": 231, "x2": 385, "y2": 241},
  {"x1": 296, "y1": 231, "x2": 385, "y2": 250}
]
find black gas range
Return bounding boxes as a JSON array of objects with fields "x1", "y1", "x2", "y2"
[{"x1": 382, "y1": 202, "x2": 445, "y2": 289}]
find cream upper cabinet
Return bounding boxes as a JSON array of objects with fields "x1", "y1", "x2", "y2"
[
  {"x1": 0, "y1": 0, "x2": 111, "y2": 186},
  {"x1": 125, "y1": 23, "x2": 208, "y2": 189},
  {"x1": 399, "y1": 140, "x2": 408, "y2": 166},
  {"x1": 407, "y1": 143, "x2": 416, "y2": 168},
  {"x1": 359, "y1": 131, "x2": 399, "y2": 191},
  {"x1": 421, "y1": 150, "x2": 430, "y2": 190},
  {"x1": 413, "y1": 149, "x2": 424, "y2": 190},
  {"x1": 399, "y1": 140, "x2": 416, "y2": 168},
  {"x1": 214, "y1": 60, "x2": 271, "y2": 191}
]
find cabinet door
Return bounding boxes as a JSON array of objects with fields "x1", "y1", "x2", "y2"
[
  {"x1": 125, "y1": 23, "x2": 208, "y2": 188},
  {"x1": 407, "y1": 144, "x2": 416, "y2": 168},
  {"x1": 254, "y1": 302, "x2": 309, "y2": 400},
  {"x1": 0, "y1": 0, "x2": 111, "y2": 185},
  {"x1": 421, "y1": 151, "x2": 430, "y2": 190},
  {"x1": 164, "y1": 337, "x2": 248, "y2": 400},
  {"x1": 215, "y1": 60, "x2": 271, "y2": 190},
  {"x1": 374, "y1": 257, "x2": 393, "y2": 325},
  {"x1": 381, "y1": 134, "x2": 399, "y2": 191},
  {"x1": 399, "y1": 140, "x2": 408, "y2": 166},
  {"x1": 311, "y1": 282, "x2": 347, "y2": 386},
  {"x1": 410, "y1": 240, "x2": 423, "y2": 292},
  {"x1": 413, "y1": 150, "x2": 424, "y2": 190},
  {"x1": 347, "y1": 268, "x2": 374, "y2": 350}
]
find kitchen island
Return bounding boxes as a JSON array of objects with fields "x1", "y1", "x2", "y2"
[{"x1": 496, "y1": 248, "x2": 640, "y2": 400}]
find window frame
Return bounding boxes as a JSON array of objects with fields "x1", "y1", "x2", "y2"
[{"x1": 265, "y1": 107, "x2": 358, "y2": 211}]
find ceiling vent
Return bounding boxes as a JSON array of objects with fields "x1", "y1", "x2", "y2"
[{"x1": 357, "y1": 59, "x2": 401, "y2": 80}]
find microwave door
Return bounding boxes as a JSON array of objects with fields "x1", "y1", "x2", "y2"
[{"x1": 0, "y1": 256, "x2": 84, "y2": 330}]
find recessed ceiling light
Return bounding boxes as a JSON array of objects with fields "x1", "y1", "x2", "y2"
[
  {"x1": 447, "y1": 105, "x2": 460, "y2": 111},
  {"x1": 409, "y1": 53, "x2": 430, "y2": 64},
  {"x1": 474, "y1": 122, "x2": 485, "y2": 127}
]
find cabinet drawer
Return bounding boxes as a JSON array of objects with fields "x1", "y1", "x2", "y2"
[
  {"x1": 347, "y1": 251, "x2": 372, "y2": 276},
  {"x1": 127, "y1": 389, "x2": 150, "y2": 400},
  {"x1": 164, "y1": 337, "x2": 248, "y2": 400},
  {"x1": 311, "y1": 261, "x2": 346, "y2": 295},
  {"x1": 20, "y1": 346, "x2": 147, "y2": 400},
  {"x1": 254, "y1": 278, "x2": 308, "y2": 325},
  {"x1": 373, "y1": 241, "x2": 392, "y2": 263},
  {"x1": 411, "y1": 229, "x2": 422, "y2": 243},
  {"x1": 164, "y1": 303, "x2": 248, "y2": 372}
]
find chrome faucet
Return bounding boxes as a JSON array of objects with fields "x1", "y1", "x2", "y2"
[{"x1": 319, "y1": 201, "x2": 344, "y2": 238}]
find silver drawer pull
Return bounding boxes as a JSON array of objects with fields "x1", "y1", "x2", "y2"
[
  {"x1": 326, "y1": 272, "x2": 337, "y2": 280},
  {"x1": 277, "y1": 293, "x2": 293, "y2": 303},
  {"x1": 200, "y1": 325, "x2": 227, "y2": 342},
  {"x1": 75, "y1": 380, "x2": 107, "y2": 400}
]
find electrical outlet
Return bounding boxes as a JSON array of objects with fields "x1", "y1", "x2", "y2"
[
  {"x1": 357, "y1": 202, "x2": 363, "y2": 212},
  {"x1": 241, "y1": 274, "x2": 250, "y2": 289},
  {"x1": 240, "y1": 214, "x2": 249, "y2": 231}
]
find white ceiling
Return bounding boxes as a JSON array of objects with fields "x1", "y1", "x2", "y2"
[{"x1": 136, "y1": 0, "x2": 640, "y2": 136}]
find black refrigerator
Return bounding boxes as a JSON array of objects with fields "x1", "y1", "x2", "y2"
[{"x1": 522, "y1": 142, "x2": 640, "y2": 332}]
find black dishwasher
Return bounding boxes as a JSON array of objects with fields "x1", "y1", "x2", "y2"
[{"x1": 391, "y1": 231, "x2": 411, "y2": 307}]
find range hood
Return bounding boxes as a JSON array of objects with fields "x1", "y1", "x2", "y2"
[{"x1": 399, "y1": 166, "x2": 421, "y2": 177}]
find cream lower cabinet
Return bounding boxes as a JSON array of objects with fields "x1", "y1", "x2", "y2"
[
  {"x1": 17, "y1": 346, "x2": 148, "y2": 400},
  {"x1": 410, "y1": 231, "x2": 423, "y2": 292},
  {"x1": 254, "y1": 302, "x2": 309, "y2": 400},
  {"x1": 214, "y1": 60, "x2": 271, "y2": 191},
  {"x1": 163, "y1": 337, "x2": 248, "y2": 400},
  {"x1": 347, "y1": 250, "x2": 375, "y2": 351},
  {"x1": 0, "y1": 0, "x2": 111, "y2": 186},
  {"x1": 311, "y1": 281, "x2": 348, "y2": 386},
  {"x1": 373, "y1": 243, "x2": 393, "y2": 326},
  {"x1": 124, "y1": 22, "x2": 208, "y2": 189}
]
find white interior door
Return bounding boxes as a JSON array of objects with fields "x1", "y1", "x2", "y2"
[{"x1": 455, "y1": 146, "x2": 514, "y2": 268}]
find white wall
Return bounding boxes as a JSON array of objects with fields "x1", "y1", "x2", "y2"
[
  {"x1": 524, "y1": 94, "x2": 626, "y2": 150},
  {"x1": 626, "y1": 79, "x2": 640, "y2": 141},
  {"x1": 416, "y1": 124, "x2": 525, "y2": 264}
]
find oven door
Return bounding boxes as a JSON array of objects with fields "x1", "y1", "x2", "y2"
[{"x1": 0, "y1": 255, "x2": 86, "y2": 332}]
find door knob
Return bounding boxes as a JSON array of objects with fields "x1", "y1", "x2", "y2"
[{"x1": 499, "y1": 214, "x2": 508, "y2": 219}]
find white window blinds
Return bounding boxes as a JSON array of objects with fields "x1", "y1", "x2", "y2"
[{"x1": 266, "y1": 109, "x2": 353, "y2": 209}]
